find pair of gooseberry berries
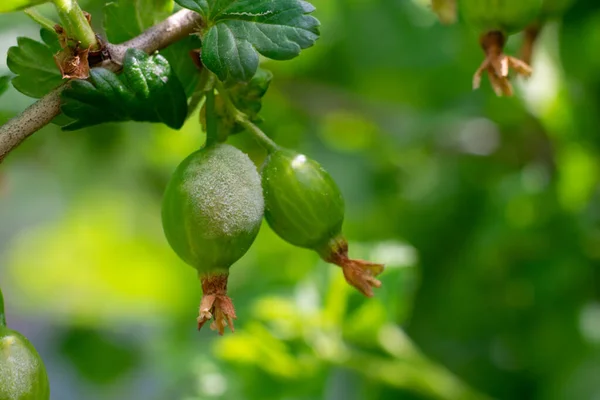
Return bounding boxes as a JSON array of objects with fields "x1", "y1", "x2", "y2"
[{"x1": 161, "y1": 143, "x2": 384, "y2": 335}]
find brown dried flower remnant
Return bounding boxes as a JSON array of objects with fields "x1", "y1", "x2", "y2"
[
  {"x1": 197, "y1": 273, "x2": 237, "y2": 335},
  {"x1": 52, "y1": 24, "x2": 91, "y2": 80},
  {"x1": 51, "y1": 11, "x2": 102, "y2": 80},
  {"x1": 473, "y1": 31, "x2": 533, "y2": 97},
  {"x1": 54, "y1": 45, "x2": 91, "y2": 80},
  {"x1": 323, "y1": 236, "x2": 384, "y2": 298}
]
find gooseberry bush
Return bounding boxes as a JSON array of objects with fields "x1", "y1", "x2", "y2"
[{"x1": 0, "y1": 0, "x2": 577, "y2": 398}]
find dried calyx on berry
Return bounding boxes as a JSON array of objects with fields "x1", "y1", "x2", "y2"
[
  {"x1": 261, "y1": 149, "x2": 384, "y2": 297},
  {"x1": 460, "y1": 0, "x2": 542, "y2": 96}
]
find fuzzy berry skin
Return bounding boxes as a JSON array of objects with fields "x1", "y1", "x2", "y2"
[
  {"x1": 261, "y1": 149, "x2": 345, "y2": 252},
  {"x1": 161, "y1": 143, "x2": 264, "y2": 276},
  {"x1": 460, "y1": 0, "x2": 543, "y2": 35},
  {"x1": 0, "y1": 327, "x2": 50, "y2": 400}
]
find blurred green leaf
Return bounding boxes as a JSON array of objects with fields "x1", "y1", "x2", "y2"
[
  {"x1": 0, "y1": 0, "x2": 49, "y2": 13},
  {"x1": 59, "y1": 327, "x2": 141, "y2": 384},
  {"x1": 6, "y1": 191, "x2": 193, "y2": 324}
]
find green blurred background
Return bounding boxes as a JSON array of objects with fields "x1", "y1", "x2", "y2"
[{"x1": 2, "y1": 0, "x2": 600, "y2": 399}]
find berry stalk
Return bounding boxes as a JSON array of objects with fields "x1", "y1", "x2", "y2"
[
  {"x1": 205, "y1": 88, "x2": 219, "y2": 147},
  {"x1": 52, "y1": 0, "x2": 98, "y2": 50}
]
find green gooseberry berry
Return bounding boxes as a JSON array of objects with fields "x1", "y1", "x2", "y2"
[
  {"x1": 460, "y1": 0, "x2": 543, "y2": 35},
  {"x1": 162, "y1": 143, "x2": 264, "y2": 334},
  {"x1": 261, "y1": 148, "x2": 384, "y2": 297},
  {"x1": 540, "y1": 0, "x2": 576, "y2": 19},
  {"x1": 0, "y1": 290, "x2": 50, "y2": 400}
]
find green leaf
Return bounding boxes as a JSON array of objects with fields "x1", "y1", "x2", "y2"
[
  {"x1": 175, "y1": 0, "x2": 320, "y2": 82},
  {"x1": 40, "y1": 28, "x2": 62, "y2": 53},
  {"x1": 7, "y1": 36, "x2": 63, "y2": 99},
  {"x1": 105, "y1": 0, "x2": 201, "y2": 97},
  {"x1": 61, "y1": 49, "x2": 188, "y2": 130},
  {"x1": 227, "y1": 67, "x2": 272, "y2": 120},
  {"x1": 160, "y1": 35, "x2": 202, "y2": 97},
  {"x1": 104, "y1": 0, "x2": 174, "y2": 43},
  {"x1": 201, "y1": 67, "x2": 272, "y2": 138},
  {"x1": 0, "y1": 76, "x2": 10, "y2": 97},
  {"x1": 0, "y1": 0, "x2": 49, "y2": 13},
  {"x1": 173, "y1": 0, "x2": 208, "y2": 15}
]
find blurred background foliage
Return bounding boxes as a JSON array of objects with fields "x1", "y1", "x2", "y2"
[{"x1": 1, "y1": 0, "x2": 600, "y2": 399}]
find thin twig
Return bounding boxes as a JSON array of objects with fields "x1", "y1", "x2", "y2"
[
  {"x1": 107, "y1": 10, "x2": 203, "y2": 64},
  {"x1": 0, "y1": 9, "x2": 203, "y2": 163}
]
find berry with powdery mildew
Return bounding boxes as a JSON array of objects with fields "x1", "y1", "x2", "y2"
[{"x1": 162, "y1": 143, "x2": 264, "y2": 334}]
